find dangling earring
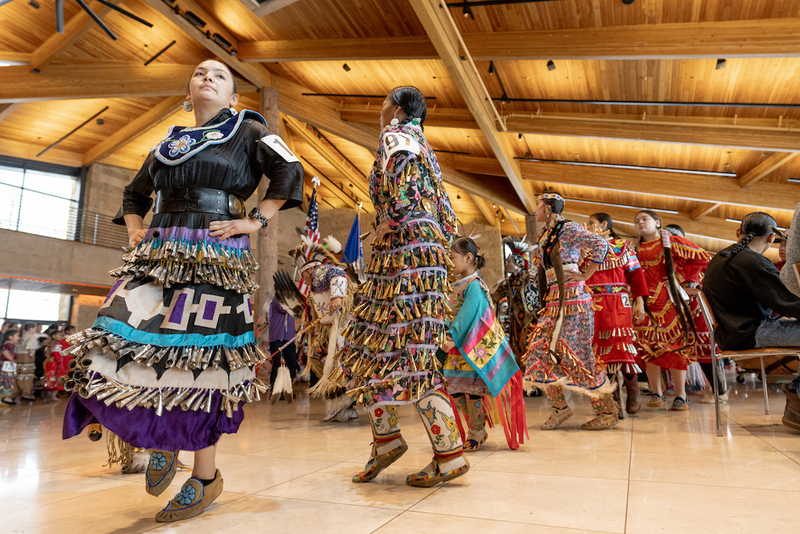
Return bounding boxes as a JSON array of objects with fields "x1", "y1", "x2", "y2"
[
  {"x1": 390, "y1": 116, "x2": 400, "y2": 126},
  {"x1": 183, "y1": 100, "x2": 193, "y2": 112},
  {"x1": 229, "y1": 107, "x2": 238, "y2": 115},
  {"x1": 545, "y1": 207, "x2": 552, "y2": 219}
]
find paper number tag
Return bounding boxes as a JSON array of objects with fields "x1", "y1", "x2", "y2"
[
  {"x1": 260, "y1": 135, "x2": 300, "y2": 163},
  {"x1": 381, "y1": 132, "x2": 421, "y2": 172},
  {"x1": 621, "y1": 293, "x2": 631, "y2": 308}
]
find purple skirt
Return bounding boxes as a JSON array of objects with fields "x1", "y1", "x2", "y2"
[{"x1": 63, "y1": 391, "x2": 244, "y2": 451}]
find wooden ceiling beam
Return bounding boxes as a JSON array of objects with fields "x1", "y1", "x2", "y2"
[
  {"x1": 238, "y1": 18, "x2": 800, "y2": 63},
  {"x1": 503, "y1": 115, "x2": 800, "y2": 153},
  {"x1": 341, "y1": 104, "x2": 476, "y2": 129},
  {"x1": 454, "y1": 154, "x2": 504, "y2": 176},
  {"x1": 30, "y1": 0, "x2": 122, "y2": 72},
  {"x1": 282, "y1": 114, "x2": 370, "y2": 208},
  {"x1": 0, "y1": 52, "x2": 30, "y2": 66},
  {"x1": 0, "y1": 103, "x2": 19, "y2": 122},
  {"x1": 142, "y1": 0, "x2": 273, "y2": 88},
  {"x1": 470, "y1": 194, "x2": 500, "y2": 228},
  {"x1": 691, "y1": 202, "x2": 722, "y2": 220},
  {"x1": 238, "y1": 36, "x2": 438, "y2": 62},
  {"x1": 82, "y1": 96, "x2": 184, "y2": 166},
  {"x1": 409, "y1": 0, "x2": 534, "y2": 214},
  {"x1": 344, "y1": 108, "x2": 800, "y2": 153},
  {"x1": 739, "y1": 152, "x2": 798, "y2": 187},
  {"x1": 463, "y1": 18, "x2": 800, "y2": 61},
  {"x1": 522, "y1": 160, "x2": 798, "y2": 212},
  {"x1": 0, "y1": 63, "x2": 258, "y2": 102}
]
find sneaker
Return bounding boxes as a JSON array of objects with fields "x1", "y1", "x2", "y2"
[
  {"x1": 646, "y1": 394, "x2": 666, "y2": 408},
  {"x1": 670, "y1": 396, "x2": 690, "y2": 411}
]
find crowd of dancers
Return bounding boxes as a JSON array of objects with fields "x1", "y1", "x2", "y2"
[{"x1": 49, "y1": 60, "x2": 800, "y2": 523}]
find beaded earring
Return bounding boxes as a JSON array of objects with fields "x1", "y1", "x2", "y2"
[
  {"x1": 390, "y1": 117, "x2": 399, "y2": 126},
  {"x1": 182, "y1": 100, "x2": 193, "y2": 112},
  {"x1": 545, "y1": 207, "x2": 552, "y2": 219}
]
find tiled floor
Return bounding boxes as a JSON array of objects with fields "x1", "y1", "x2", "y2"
[{"x1": 1, "y1": 374, "x2": 799, "y2": 534}]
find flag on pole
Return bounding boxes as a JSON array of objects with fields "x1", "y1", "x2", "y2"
[
  {"x1": 298, "y1": 186, "x2": 320, "y2": 295},
  {"x1": 343, "y1": 207, "x2": 363, "y2": 278}
]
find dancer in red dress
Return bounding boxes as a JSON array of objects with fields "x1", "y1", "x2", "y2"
[
  {"x1": 633, "y1": 211, "x2": 712, "y2": 411},
  {"x1": 583, "y1": 214, "x2": 648, "y2": 414}
]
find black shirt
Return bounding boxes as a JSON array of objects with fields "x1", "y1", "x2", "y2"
[
  {"x1": 122, "y1": 108, "x2": 303, "y2": 229},
  {"x1": 704, "y1": 244, "x2": 800, "y2": 350}
]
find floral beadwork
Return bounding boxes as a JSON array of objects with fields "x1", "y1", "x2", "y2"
[
  {"x1": 168, "y1": 135, "x2": 196, "y2": 157},
  {"x1": 150, "y1": 451, "x2": 168, "y2": 471},
  {"x1": 175, "y1": 483, "x2": 197, "y2": 506}
]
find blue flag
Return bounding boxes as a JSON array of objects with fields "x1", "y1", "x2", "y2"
[{"x1": 343, "y1": 211, "x2": 363, "y2": 274}]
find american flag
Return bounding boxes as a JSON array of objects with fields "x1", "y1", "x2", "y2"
[{"x1": 298, "y1": 188, "x2": 319, "y2": 295}]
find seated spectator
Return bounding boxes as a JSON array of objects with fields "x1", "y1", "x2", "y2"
[{"x1": 704, "y1": 212, "x2": 800, "y2": 431}]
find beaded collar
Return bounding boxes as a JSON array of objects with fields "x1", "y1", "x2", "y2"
[{"x1": 152, "y1": 109, "x2": 267, "y2": 166}]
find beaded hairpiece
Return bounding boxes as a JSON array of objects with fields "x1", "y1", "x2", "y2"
[{"x1": 538, "y1": 193, "x2": 563, "y2": 202}]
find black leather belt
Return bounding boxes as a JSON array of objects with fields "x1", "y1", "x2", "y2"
[{"x1": 154, "y1": 188, "x2": 246, "y2": 219}]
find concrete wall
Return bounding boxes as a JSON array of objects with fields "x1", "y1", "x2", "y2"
[
  {"x1": 85, "y1": 163, "x2": 137, "y2": 216},
  {"x1": 0, "y1": 229, "x2": 120, "y2": 287}
]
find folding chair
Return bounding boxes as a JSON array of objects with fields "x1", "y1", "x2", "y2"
[{"x1": 696, "y1": 291, "x2": 800, "y2": 437}]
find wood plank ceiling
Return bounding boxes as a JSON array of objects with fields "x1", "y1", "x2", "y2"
[{"x1": 0, "y1": 0, "x2": 799, "y2": 251}]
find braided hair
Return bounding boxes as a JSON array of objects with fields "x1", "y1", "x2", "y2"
[
  {"x1": 589, "y1": 212, "x2": 619, "y2": 239},
  {"x1": 539, "y1": 192, "x2": 565, "y2": 216},
  {"x1": 720, "y1": 212, "x2": 778, "y2": 257},
  {"x1": 665, "y1": 224, "x2": 685, "y2": 238},
  {"x1": 452, "y1": 236, "x2": 486, "y2": 270},
  {"x1": 389, "y1": 86, "x2": 427, "y2": 130}
]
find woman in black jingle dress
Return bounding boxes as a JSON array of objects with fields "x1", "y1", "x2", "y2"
[{"x1": 61, "y1": 60, "x2": 303, "y2": 522}]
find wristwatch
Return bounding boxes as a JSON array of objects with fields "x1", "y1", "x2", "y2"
[{"x1": 248, "y1": 207, "x2": 269, "y2": 228}]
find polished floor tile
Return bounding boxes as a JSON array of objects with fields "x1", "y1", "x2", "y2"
[{"x1": 0, "y1": 373, "x2": 797, "y2": 533}]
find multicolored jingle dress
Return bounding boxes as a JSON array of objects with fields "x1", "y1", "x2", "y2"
[
  {"x1": 61, "y1": 108, "x2": 303, "y2": 451},
  {"x1": 634, "y1": 234, "x2": 712, "y2": 370},
  {"x1": 525, "y1": 220, "x2": 612, "y2": 396},
  {"x1": 443, "y1": 272, "x2": 527, "y2": 449},
  {"x1": 334, "y1": 119, "x2": 458, "y2": 407},
  {"x1": 582, "y1": 238, "x2": 648, "y2": 374}
]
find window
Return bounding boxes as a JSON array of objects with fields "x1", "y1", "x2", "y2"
[
  {"x1": 0, "y1": 289, "x2": 70, "y2": 324},
  {"x1": 0, "y1": 158, "x2": 81, "y2": 240}
]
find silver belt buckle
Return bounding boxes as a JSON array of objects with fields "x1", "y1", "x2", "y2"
[{"x1": 227, "y1": 195, "x2": 245, "y2": 217}]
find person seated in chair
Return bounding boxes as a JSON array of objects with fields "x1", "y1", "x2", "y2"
[{"x1": 704, "y1": 212, "x2": 800, "y2": 431}]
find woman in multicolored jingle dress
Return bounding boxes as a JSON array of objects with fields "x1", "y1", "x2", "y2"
[
  {"x1": 60, "y1": 60, "x2": 303, "y2": 522},
  {"x1": 633, "y1": 210, "x2": 712, "y2": 412},
  {"x1": 331, "y1": 86, "x2": 469, "y2": 488},
  {"x1": 524, "y1": 193, "x2": 619, "y2": 430},
  {"x1": 443, "y1": 237, "x2": 527, "y2": 451},
  {"x1": 582, "y1": 213, "x2": 649, "y2": 415}
]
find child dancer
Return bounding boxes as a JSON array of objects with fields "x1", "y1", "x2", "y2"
[{"x1": 442, "y1": 237, "x2": 527, "y2": 451}]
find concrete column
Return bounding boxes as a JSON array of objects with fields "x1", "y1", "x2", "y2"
[{"x1": 255, "y1": 88, "x2": 281, "y2": 320}]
